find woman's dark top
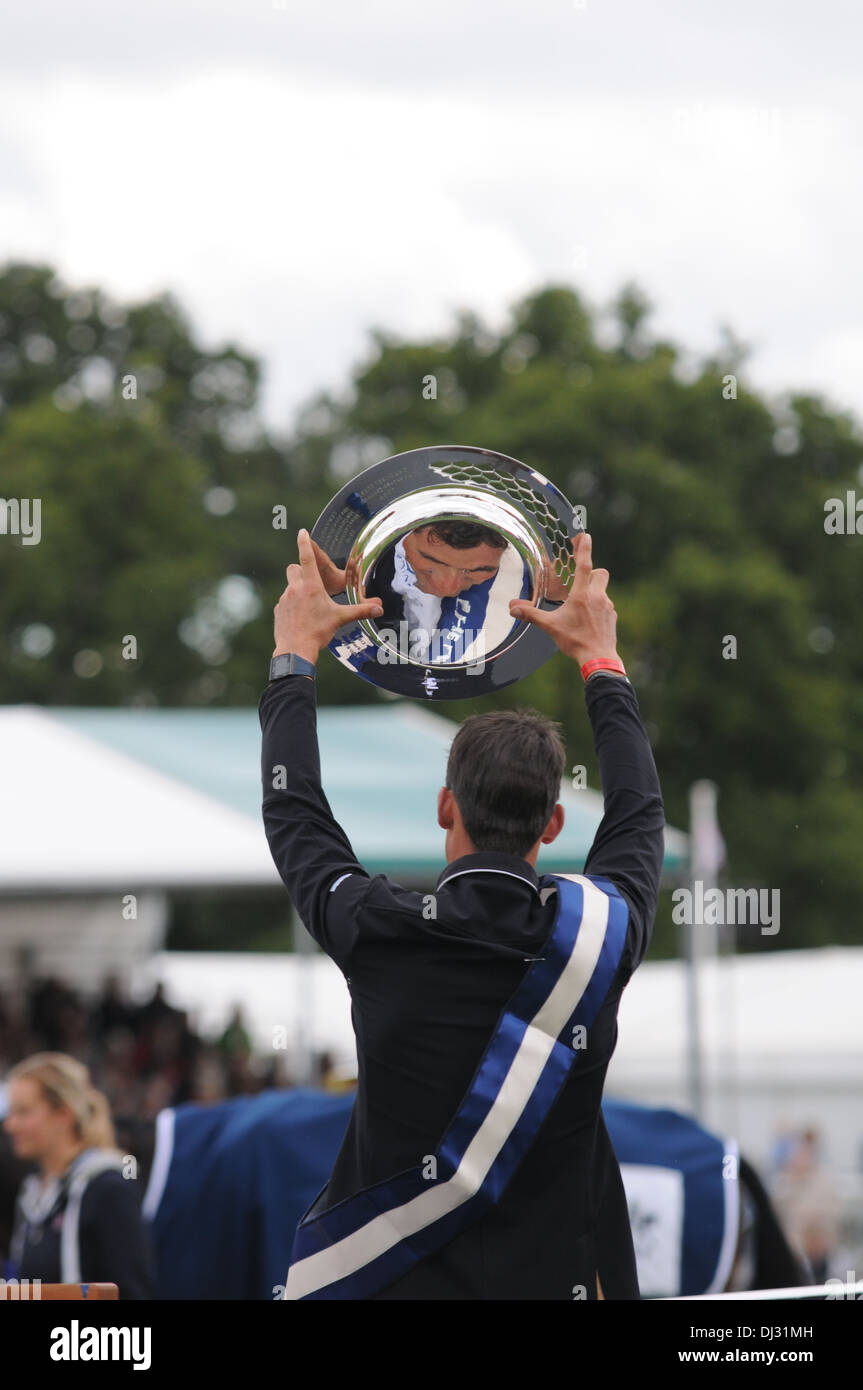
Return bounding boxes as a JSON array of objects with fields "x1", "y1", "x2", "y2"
[{"x1": 8, "y1": 1147, "x2": 156, "y2": 1299}]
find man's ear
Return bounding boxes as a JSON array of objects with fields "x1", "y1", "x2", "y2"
[
  {"x1": 541, "y1": 803, "x2": 565, "y2": 845},
  {"x1": 437, "y1": 787, "x2": 455, "y2": 831}
]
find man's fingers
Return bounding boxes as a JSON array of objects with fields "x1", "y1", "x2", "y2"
[
  {"x1": 297, "y1": 528, "x2": 323, "y2": 584},
  {"x1": 570, "y1": 531, "x2": 588, "y2": 563},
  {"x1": 310, "y1": 537, "x2": 330, "y2": 573},
  {"x1": 311, "y1": 536, "x2": 337, "y2": 574},
  {"x1": 590, "y1": 567, "x2": 610, "y2": 594},
  {"x1": 341, "y1": 598, "x2": 384, "y2": 624},
  {"x1": 542, "y1": 555, "x2": 569, "y2": 603},
  {"x1": 572, "y1": 532, "x2": 593, "y2": 595},
  {"x1": 509, "y1": 599, "x2": 554, "y2": 634}
]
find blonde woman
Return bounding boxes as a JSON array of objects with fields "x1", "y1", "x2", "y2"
[{"x1": 2, "y1": 1053, "x2": 154, "y2": 1298}]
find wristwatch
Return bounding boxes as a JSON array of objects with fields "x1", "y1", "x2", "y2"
[{"x1": 269, "y1": 653, "x2": 316, "y2": 682}]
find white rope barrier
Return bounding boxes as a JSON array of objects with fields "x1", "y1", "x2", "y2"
[{"x1": 663, "y1": 1280, "x2": 863, "y2": 1300}]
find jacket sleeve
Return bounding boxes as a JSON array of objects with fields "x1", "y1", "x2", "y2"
[
  {"x1": 581, "y1": 675, "x2": 666, "y2": 975},
  {"x1": 259, "y1": 676, "x2": 372, "y2": 969},
  {"x1": 79, "y1": 1171, "x2": 157, "y2": 1300}
]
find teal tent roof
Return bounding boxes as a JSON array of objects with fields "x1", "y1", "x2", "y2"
[{"x1": 49, "y1": 702, "x2": 687, "y2": 881}]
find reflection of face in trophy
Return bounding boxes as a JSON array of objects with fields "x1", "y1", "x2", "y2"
[
  {"x1": 365, "y1": 520, "x2": 532, "y2": 667},
  {"x1": 400, "y1": 523, "x2": 507, "y2": 598}
]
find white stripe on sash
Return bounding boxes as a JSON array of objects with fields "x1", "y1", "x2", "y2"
[
  {"x1": 461, "y1": 543, "x2": 527, "y2": 663},
  {"x1": 285, "y1": 874, "x2": 610, "y2": 1299}
]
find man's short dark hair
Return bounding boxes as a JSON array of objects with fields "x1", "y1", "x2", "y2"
[
  {"x1": 445, "y1": 708, "x2": 566, "y2": 858},
  {"x1": 424, "y1": 521, "x2": 507, "y2": 551}
]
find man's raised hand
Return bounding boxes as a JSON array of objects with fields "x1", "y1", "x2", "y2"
[
  {"x1": 508, "y1": 533, "x2": 620, "y2": 667},
  {"x1": 273, "y1": 529, "x2": 383, "y2": 662}
]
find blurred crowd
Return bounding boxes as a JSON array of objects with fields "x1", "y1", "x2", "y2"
[
  {"x1": 0, "y1": 973, "x2": 857, "y2": 1294},
  {"x1": 0, "y1": 973, "x2": 344, "y2": 1124},
  {"x1": 767, "y1": 1127, "x2": 846, "y2": 1284}
]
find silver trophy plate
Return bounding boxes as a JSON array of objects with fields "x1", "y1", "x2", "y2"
[{"x1": 311, "y1": 444, "x2": 583, "y2": 699}]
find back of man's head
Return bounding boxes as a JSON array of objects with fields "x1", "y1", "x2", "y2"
[{"x1": 445, "y1": 709, "x2": 566, "y2": 858}]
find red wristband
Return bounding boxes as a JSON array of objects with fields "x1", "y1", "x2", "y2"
[{"x1": 580, "y1": 658, "x2": 627, "y2": 681}]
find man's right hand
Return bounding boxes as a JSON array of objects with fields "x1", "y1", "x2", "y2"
[
  {"x1": 273, "y1": 530, "x2": 383, "y2": 661},
  {"x1": 310, "y1": 538, "x2": 360, "y2": 598},
  {"x1": 508, "y1": 533, "x2": 621, "y2": 667}
]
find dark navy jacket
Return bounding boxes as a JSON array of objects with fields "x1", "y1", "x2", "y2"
[
  {"x1": 259, "y1": 672, "x2": 664, "y2": 1299},
  {"x1": 9, "y1": 1157, "x2": 156, "y2": 1299}
]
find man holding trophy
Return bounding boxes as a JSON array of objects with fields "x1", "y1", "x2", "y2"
[{"x1": 260, "y1": 506, "x2": 664, "y2": 1300}]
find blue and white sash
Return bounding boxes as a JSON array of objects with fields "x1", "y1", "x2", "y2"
[{"x1": 284, "y1": 872, "x2": 629, "y2": 1300}]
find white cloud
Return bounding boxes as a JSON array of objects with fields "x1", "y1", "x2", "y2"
[{"x1": 0, "y1": 1, "x2": 861, "y2": 434}]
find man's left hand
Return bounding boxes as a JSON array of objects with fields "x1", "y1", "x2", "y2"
[{"x1": 273, "y1": 529, "x2": 384, "y2": 663}]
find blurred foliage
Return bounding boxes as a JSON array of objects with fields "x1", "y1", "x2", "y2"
[
  {"x1": 1, "y1": 264, "x2": 861, "y2": 952},
  {"x1": 166, "y1": 888, "x2": 294, "y2": 954},
  {"x1": 0, "y1": 261, "x2": 371, "y2": 709}
]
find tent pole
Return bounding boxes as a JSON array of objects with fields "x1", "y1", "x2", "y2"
[
  {"x1": 686, "y1": 780, "x2": 722, "y2": 1124},
  {"x1": 292, "y1": 911, "x2": 315, "y2": 1086}
]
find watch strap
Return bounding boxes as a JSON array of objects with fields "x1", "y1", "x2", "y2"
[{"x1": 269, "y1": 653, "x2": 316, "y2": 681}]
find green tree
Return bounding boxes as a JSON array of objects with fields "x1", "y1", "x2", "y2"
[{"x1": 0, "y1": 261, "x2": 370, "y2": 707}]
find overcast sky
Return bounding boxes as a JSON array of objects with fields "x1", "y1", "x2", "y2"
[{"x1": 2, "y1": 0, "x2": 862, "y2": 437}]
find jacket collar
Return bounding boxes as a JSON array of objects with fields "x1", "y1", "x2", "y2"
[{"x1": 436, "y1": 851, "x2": 541, "y2": 895}]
